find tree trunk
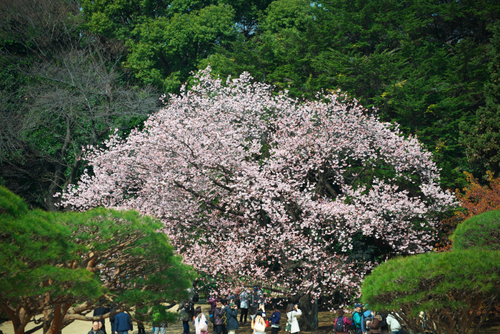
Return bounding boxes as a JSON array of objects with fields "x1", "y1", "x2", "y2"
[{"x1": 297, "y1": 294, "x2": 318, "y2": 331}]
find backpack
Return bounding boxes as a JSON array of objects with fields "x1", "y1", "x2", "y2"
[
  {"x1": 380, "y1": 313, "x2": 388, "y2": 329},
  {"x1": 221, "y1": 308, "x2": 228, "y2": 326},
  {"x1": 335, "y1": 316, "x2": 345, "y2": 333}
]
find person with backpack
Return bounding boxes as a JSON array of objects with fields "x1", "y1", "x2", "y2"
[
  {"x1": 178, "y1": 300, "x2": 192, "y2": 334},
  {"x1": 361, "y1": 308, "x2": 372, "y2": 334},
  {"x1": 352, "y1": 304, "x2": 363, "y2": 334},
  {"x1": 333, "y1": 309, "x2": 352, "y2": 334},
  {"x1": 378, "y1": 313, "x2": 389, "y2": 334}
]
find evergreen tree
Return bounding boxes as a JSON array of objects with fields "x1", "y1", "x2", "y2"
[
  {"x1": 0, "y1": 187, "x2": 195, "y2": 334},
  {"x1": 461, "y1": 21, "x2": 500, "y2": 176}
]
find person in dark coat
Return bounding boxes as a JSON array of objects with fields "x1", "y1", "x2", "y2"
[
  {"x1": 114, "y1": 312, "x2": 133, "y2": 334},
  {"x1": 178, "y1": 300, "x2": 192, "y2": 334},
  {"x1": 109, "y1": 305, "x2": 116, "y2": 334},
  {"x1": 93, "y1": 306, "x2": 110, "y2": 334},
  {"x1": 226, "y1": 303, "x2": 239, "y2": 334},
  {"x1": 213, "y1": 302, "x2": 225, "y2": 334},
  {"x1": 208, "y1": 295, "x2": 220, "y2": 323}
]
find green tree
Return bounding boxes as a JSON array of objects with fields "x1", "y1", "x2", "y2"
[
  {"x1": 81, "y1": 0, "x2": 274, "y2": 92},
  {"x1": 0, "y1": 187, "x2": 195, "y2": 334},
  {"x1": 362, "y1": 250, "x2": 500, "y2": 334},
  {"x1": 450, "y1": 210, "x2": 500, "y2": 252},
  {"x1": 461, "y1": 21, "x2": 500, "y2": 176},
  {"x1": 0, "y1": 0, "x2": 159, "y2": 210},
  {"x1": 208, "y1": 0, "x2": 500, "y2": 190},
  {"x1": 362, "y1": 211, "x2": 500, "y2": 334}
]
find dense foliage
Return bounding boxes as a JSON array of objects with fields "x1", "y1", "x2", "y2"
[
  {"x1": 0, "y1": 0, "x2": 158, "y2": 210},
  {"x1": 0, "y1": 187, "x2": 195, "y2": 334},
  {"x1": 81, "y1": 0, "x2": 274, "y2": 91},
  {"x1": 207, "y1": 0, "x2": 500, "y2": 189},
  {"x1": 450, "y1": 210, "x2": 500, "y2": 251},
  {"x1": 61, "y1": 69, "x2": 455, "y2": 308},
  {"x1": 461, "y1": 21, "x2": 500, "y2": 176},
  {"x1": 2, "y1": 0, "x2": 500, "y2": 207},
  {"x1": 362, "y1": 250, "x2": 500, "y2": 334},
  {"x1": 362, "y1": 210, "x2": 500, "y2": 334},
  {"x1": 437, "y1": 171, "x2": 500, "y2": 249}
]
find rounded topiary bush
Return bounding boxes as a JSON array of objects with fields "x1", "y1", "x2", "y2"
[
  {"x1": 361, "y1": 250, "x2": 500, "y2": 334},
  {"x1": 450, "y1": 210, "x2": 500, "y2": 251}
]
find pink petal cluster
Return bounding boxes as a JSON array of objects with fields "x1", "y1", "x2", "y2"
[{"x1": 61, "y1": 67, "x2": 456, "y2": 302}]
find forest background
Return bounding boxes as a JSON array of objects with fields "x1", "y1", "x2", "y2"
[{"x1": 1, "y1": 0, "x2": 500, "y2": 218}]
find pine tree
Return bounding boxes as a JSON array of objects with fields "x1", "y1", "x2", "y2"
[{"x1": 461, "y1": 21, "x2": 500, "y2": 175}]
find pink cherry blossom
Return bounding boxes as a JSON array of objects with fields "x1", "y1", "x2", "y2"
[{"x1": 61, "y1": 67, "x2": 456, "y2": 303}]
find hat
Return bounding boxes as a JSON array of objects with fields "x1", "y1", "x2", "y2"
[{"x1": 354, "y1": 303, "x2": 362, "y2": 308}]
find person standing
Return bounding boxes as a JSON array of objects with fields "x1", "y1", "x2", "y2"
[
  {"x1": 252, "y1": 310, "x2": 267, "y2": 334},
  {"x1": 239, "y1": 288, "x2": 249, "y2": 324},
  {"x1": 362, "y1": 308, "x2": 372, "y2": 334},
  {"x1": 213, "y1": 302, "x2": 225, "y2": 334},
  {"x1": 269, "y1": 304, "x2": 281, "y2": 334},
  {"x1": 386, "y1": 314, "x2": 401, "y2": 334},
  {"x1": 208, "y1": 295, "x2": 220, "y2": 323},
  {"x1": 109, "y1": 305, "x2": 116, "y2": 334},
  {"x1": 255, "y1": 287, "x2": 264, "y2": 307},
  {"x1": 114, "y1": 312, "x2": 133, "y2": 334},
  {"x1": 89, "y1": 321, "x2": 105, "y2": 334},
  {"x1": 152, "y1": 304, "x2": 172, "y2": 334},
  {"x1": 93, "y1": 306, "x2": 110, "y2": 334},
  {"x1": 379, "y1": 313, "x2": 389, "y2": 334},
  {"x1": 286, "y1": 304, "x2": 302, "y2": 334},
  {"x1": 366, "y1": 312, "x2": 383, "y2": 334},
  {"x1": 352, "y1": 304, "x2": 363, "y2": 334},
  {"x1": 194, "y1": 307, "x2": 208, "y2": 334},
  {"x1": 226, "y1": 303, "x2": 239, "y2": 334},
  {"x1": 333, "y1": 309, "x2": 352, "y2": 334},
  {"x1": 178, "y1": 300, "x2": 192, "y2": 334}
]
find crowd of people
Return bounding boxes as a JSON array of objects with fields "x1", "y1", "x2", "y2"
[
  {"x1": 88, "y1": 288, "x2": 405, "y2": 334},
  {"x1": 177, "y1": 286, "x2": 303, "y2": 334},
  {"x1": 333, "y1": 303, "x2": 404, "y2": 334}
]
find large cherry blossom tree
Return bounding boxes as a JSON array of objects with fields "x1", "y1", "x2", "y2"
[{"x1": 61, "y1": 67, "x2": 455, "y2": 305}]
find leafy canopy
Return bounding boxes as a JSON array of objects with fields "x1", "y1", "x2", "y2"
[
  {"x1": 0, "y1": 186, "x2": 195, "y2": 334},
  {"x1": 450, "y1": 210, "x2": 500, "y2": 252}
]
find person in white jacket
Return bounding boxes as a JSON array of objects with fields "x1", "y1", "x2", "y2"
[
  {"x1": 386, "y1": 313, "x2": 401, "y2": 334},
  {"x1": 193, "y1": 307, "x2": 208, "y2": 334},
  {"x1": 286, "y1": 303, "x2": 302, "y2": 334}
]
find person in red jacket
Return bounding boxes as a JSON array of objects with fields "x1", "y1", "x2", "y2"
[{"x1": 333, "y1": 309, "x2": 352, "y2": 334}]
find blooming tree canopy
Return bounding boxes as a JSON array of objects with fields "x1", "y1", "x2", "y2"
[{"x1": 62, "y1": 67, "x2": 455, "y2": 302}]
